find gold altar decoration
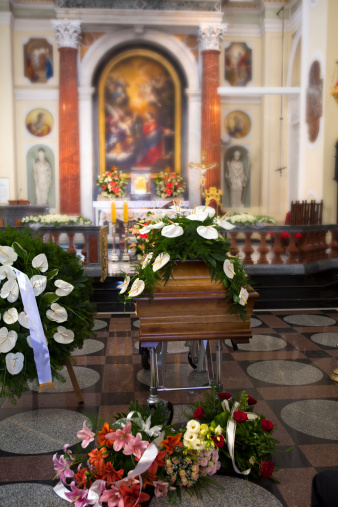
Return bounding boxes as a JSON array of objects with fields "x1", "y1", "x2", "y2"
[
  {"x1": 99, "y1": 225, "x2": 108, "y2": 283},
  {"x1": 205, "y1": 186, "x2": 223, "y2": 214},
  {"x1": 188, "y1": 150, "x2": 218, "y2": 200},
  {"x1": 330, "y1": 342, "x2": 338, "y2": 382}
]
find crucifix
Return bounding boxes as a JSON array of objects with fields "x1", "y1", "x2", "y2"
[{"x1": 188, "y1": 150, "x2": 218, "y2": 203}]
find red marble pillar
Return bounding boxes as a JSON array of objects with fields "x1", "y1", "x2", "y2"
[
  {"x1": 199, "y1": 23, "x2": 226, "y2": 190},
  {"x1": 53, "y1": 20, "x2": 81, "y2": 214}
]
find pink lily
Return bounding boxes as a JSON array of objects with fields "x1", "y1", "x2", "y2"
[
  {"x1": 77, "y1": 420, "x2": 95, "y2": 449},
  {"x1": 153, "y1": 480, "x2": 170, "y2": 498},
  {"x1": 100, "y1": 486, "x2": 124, "y2": 507},
  {"x1": 106, "y1": 421, "x2": 133, "y2": 451},
  {"x1": 52, "y1": 453, "x2": 74, "y2": 484},
  {"x1": 123, "y1": 432, "x2": 148, "y2": 460},
  {"x1": 64, "y1": 481, "x2": 91, "y2": 507}
]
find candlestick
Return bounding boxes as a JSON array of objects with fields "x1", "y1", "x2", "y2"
[
  {"x1": 123, "y1": 202, "x2": 128, "y2": 223},
  {"x1": 111, "y1": 202, "x2": 116, "y2": 223}
]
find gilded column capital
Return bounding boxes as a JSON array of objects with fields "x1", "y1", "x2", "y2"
[
  {"x1": 52, "y1": 19, "x2": 82, "y2": 49},
  {"x1": 198, "y1": 23, "x2": 227, "y2": 52}
]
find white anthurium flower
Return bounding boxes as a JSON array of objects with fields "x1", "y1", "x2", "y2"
[
  {"x1": 223, "y1": 259, "x2": 235, "y2": 279},
  {"x1": 216, "y1": 218, "x2": 236, "y2": 230},
  {"x1": 239, "y1": 287, "x2": 249, "y2": 306},
  {"x1": 3, "y1": 308, "x2": 18, "y2": 325},
  {"x1": 5, "y1": 352, "x2": 24, "y2": 375},
  {"x1": 148, "y1": 221, "x2": 165, "y2": 230},
  {"x1": 27, "y1": 335, "x2": 32, "y2": 348},
  {"x1": 141, "y1": 253, "x2": 153, "y2": 268},
  {"x1": 196, "y1": 225, "x2": 218, "y2": 240},
  {"x1": 117, "y1": 275, "x2": 130, "y2": 294},
  {"x1": 143, "y1": 415, "x2": 162, "y2": 437},
  {"x1": 18, "y1": 311, "x2": 30, "y2": 329},
  {"x1": 138, "y1": 226, "x2": 152, "y2": 234},
  {"x1": 32, "y1": 253, "x2": 48, "y2": 273},
  {"x1": 30, "y1": 275, "x2": 47, "y2": 297},
  {"x1": 46, "y1": 303, "x2": 68, "y2": 323},
  {"x1": 153, "y1": 252, "x2": 170, "y2": 273},
  {"x1": 53, "y1": 326, "x2": 75, "y2": 344},
  {"x1": 129, "y1": 278, "x2": 145, "y2": 298},
  {"x1": 0, "y1": 265, "x2": 16, "y2": 281},
  {"x1": 1, "y1": 279, "x2": 19, "y2": 303},
  {"x1": 54, "y1": 280, "x2": 74, "y2": 297},
  {"x1": 195, "y1": 205, "x2": 216, "y2": 218},
  {"x1": 0, "y1": 246, "x2": 17, "y2": 266},
  {"x1": 0, "y1": 328, "x2": 18, "y2": 353},
  {"x1": 161, "y1": 224, "x2": 184, "y2": 238},
  {"x1": 186, "y1": 212, "x2": 208, "y2": 222}
]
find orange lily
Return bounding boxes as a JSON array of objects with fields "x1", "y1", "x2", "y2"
[
  {"x1": 88, "y1": 447, "x2": 108, "y2": 470},
  {"x1": 160, "y1": 433, "x2": 183, "y2": 455},
  {"x1": 75, "y1": 467, "x2": 88, "y2": 489},
  {"x1": 103, "y1": 462, "x2": 124, "y2": 484},
  {"x1": 97, "y1": 422, "x2": 114, "y2": 448},
  {"x1": 142, "y1": 471, "x2": 157, "y2": 490},
  {"x1": 148, "y1": 450, "x2": 167, "y2": 475}
]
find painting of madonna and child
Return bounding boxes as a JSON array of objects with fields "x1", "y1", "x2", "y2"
[{"x1": 99, "y1": 50, "x2": 181, "y2": 177}]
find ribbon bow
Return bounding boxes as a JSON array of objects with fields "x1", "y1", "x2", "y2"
[{"x1": 221, "y1": 399, "x2": 258, "y2": 476}]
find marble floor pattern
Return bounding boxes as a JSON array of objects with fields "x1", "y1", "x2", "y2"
[{"x1": 0, "y1": 310, "x2": 337, "y2": 506}]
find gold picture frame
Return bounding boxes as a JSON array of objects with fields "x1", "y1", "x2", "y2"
[{"x1": 99, "y1": 48, "x2": 181, "y2": 178}]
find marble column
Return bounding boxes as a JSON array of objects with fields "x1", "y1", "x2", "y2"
[
  {"x1": 52, "y1": 19, "x2": 81, "y2": 214},
  {"x1": 198, "y1": 23, "x2": 226, "y2": 189}
]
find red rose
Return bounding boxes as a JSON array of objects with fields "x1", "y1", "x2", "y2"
[
  {"x1": 166, "y1": 183, "x2": 173, "y2": 188},
  {"x1": 281, "y1": 232, "x2": 290, "y2": 238},
  {"x1": 211, "y1": 435, "x2": 225, "y2": 448},
  {"x1": 112, "y1": 187, "x2": 120, "y2": 194},
  {"x1": 217, "y1": 392, "x2": 232, "y2": 401},
  {"x1": 295, "y1": 232, "x2": 303, "y2": 239},
  {"x1": 165, "y1": 189, "x2": 173, "y2": 195},
  {"x1": 139, "y1": 233, "x2": 148, "y2": 239},
  {"x1": 193, "y1": 406, "x2": 205, "y2": 420},
  {"x1": 176, "y1": 183, "x2": 181, "y2": 188},
  {"x1": 102, "y1": 185, "x2": 106, "y2": 190},
  {"x1": 260, "y1": 461, "x2": 274, "y2": 479},
  {"x1": 247, "y1": 396, "x2": 257, "y2": 406},
  {"x1": 233, "y1": 410, "x2": 248, "y2": 423},
  {"x1": 261, "y1": 419, "x2": 274, "y2": 432}
]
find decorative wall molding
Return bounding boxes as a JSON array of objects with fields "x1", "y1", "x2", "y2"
[
  {"x1": 289, "y1": 4, "x2": 302, "y2": 34},
  {"x1": 198, "y1": 22, "x2": 227, "y2": 51},
  {"x1": 226, "y1": 23, "x2": 261, "y2": 38},
  {"x1": 14, "y1": 19, "x2": 55, "y2": 32},
  {"x1": 220, "y1": 95, "x2": 261, "y2": 105},
  {"x1": 52, "y1": 19, "x2": 81, "y2": 49},
  {"x1": 260, "y1": 18, "x2": 290, "y2": 36},
  {"x1": 0, "y1": 12, "x2": 14, "y2": 27},
  {"x1": 15, "y1": 88, "x2": 59, "y2": 101}
]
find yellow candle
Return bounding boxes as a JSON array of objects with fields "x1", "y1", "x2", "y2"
[
  {"x1": 111, "y1": 202, "x2": 116, "y2": 223},
  {"x1": 123, "y1": 201, "x2": 129, "y2": 223}
]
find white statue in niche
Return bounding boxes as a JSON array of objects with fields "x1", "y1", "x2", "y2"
[
  {"x1": 33, "y1": 148, "x2": 52, "y2": 205},
  {"x1": 225, "y1": 150, "x2": 247, "y2": 208}
]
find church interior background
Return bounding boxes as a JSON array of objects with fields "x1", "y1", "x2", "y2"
[{"x1": 0, "y1": 1, "x2": 338, "y2": 506}]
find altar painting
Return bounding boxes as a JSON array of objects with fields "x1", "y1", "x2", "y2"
[{"x1": 99, "y1": 49, "x2": 181, "y2": 176}]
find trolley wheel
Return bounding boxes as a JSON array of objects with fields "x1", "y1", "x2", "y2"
[
  {"x1": 188, "y1": 351, "x2": 198, "y2": 369},
  {"x1": 148, "y1": 400, "x2": 174, "y2": 425},
  {"x1": 141, "y1": 348, "x2": 150, "y2": 370}
]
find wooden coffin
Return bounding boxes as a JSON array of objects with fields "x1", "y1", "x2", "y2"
[{"x1": 136, "y1": 261, "x2": 259, "y2": 344}]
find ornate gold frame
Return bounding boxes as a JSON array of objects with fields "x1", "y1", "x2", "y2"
[{"x1": 99, "y1": 48, "x2": 181, "y2": 177}]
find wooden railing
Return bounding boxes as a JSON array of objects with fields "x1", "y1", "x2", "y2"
[{"x1": 225, "y1": 224, "x2": 338, "y2": 265}]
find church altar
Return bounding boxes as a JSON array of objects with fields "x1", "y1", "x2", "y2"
[{"x1": 93, "y1": 200, "x2": 190, "y2": 225}]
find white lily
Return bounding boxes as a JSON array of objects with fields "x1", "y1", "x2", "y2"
[
  {"x1": 30, "y1": 275, "x2": 47, "y2": 297},
  {"x1": 0, "y1": 266, "x2": 16, "y2": 281},
  {"x1": 239, "y1": 287, "x2": 249, "y2": 306},
  {"x1": 5, "y1": 352, "x2": 24, "y2": 375},
  {"x1": 3, "y1": 308, "x2": 18, "y2": 325},
  {"x1": 141, "y1": 253, "x2": 153, "y2": 268},
  {"x1": 223, "y1": 259, "x2": 235, "y2": 279},
  {"x1": 195, "y1": 205, "x2": 216, "y2": 218},
  {"x1": 46, "y1": 303, "x2": 68, "y2": 323},
  {"x1": 18, "y1": 311, "x2": 30, "y2": 329},
  {"x1": 217, "y1": 218, "x2": 236, "y2": 230},
  {"x1": 0, "y1": 246, "x2": 17, "y2": 266},
  {"x1": 53, "y1": 326, "x2": 75, "y2": 344},
  {"x1": 129, "y1": 278, "x2": 145, "y2": 297},
  {"x1": 0, "y1": 280, "x2": 19, "y2": 303},
  {"x1": 161, "y1": 224, "x2": 184, "y2": 238},
  {"x1": 143, "y1": 415, "x2": 162, "y2": 437},
  {"x1": 186, "y1": 212, "x2": 208, "y2": 222},
  {"x1": 32, "y1": 253, "x2": 48, "y2": 272},
  {"x1": 54, "y1": 280, "x2": 74, "y2": 297},
  {"x1": 196, "y1": 225, "x2": 218, "y2": 240},
  {"x1": 0, "y1": 328, "x2": 18, "y2": 353},
  {"x1": 117, "y1": 275, "x2": 130, "y2": 294},
  {"x1": 153, "y1": 253, "x2": 170, "y2": 273}
]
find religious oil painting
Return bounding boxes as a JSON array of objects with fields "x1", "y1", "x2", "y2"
[
  {"x1": 99, "y1": 48, "x2": 181, "y2": 177},
  {"x1": 25, "y1": 108, "x2": 54, "y2": 137},
  {"x1": 223, "y1": 145, "x2": 251, "y2": 209},
  {"x1": 26, "y1": 145, "x2": 55, "y2": 207},
  {"x1": 23, "y1": 38, "x2": 53, "y2": 84},
  {"x1": 306, "y1": 60, "x2": 323, "y2": 143},
  {"x1": 225, "y1": 110, "x2": 251, "y2": 139},
  {"x1": 224, "y1": 42, "x2": 252, "y2": 87}
]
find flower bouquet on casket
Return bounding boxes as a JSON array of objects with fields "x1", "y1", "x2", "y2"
[{"x1": 186, "y1": 388, "x2": 279, "y2": 481}]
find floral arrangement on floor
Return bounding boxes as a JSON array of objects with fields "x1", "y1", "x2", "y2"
[
  {"x1": 0, "y1": 227, "x2": 94, "y2": 402},
  {"x1": 53, "y1": 390, "x2": 278, "y2": 506},
  {"x1": 21, "y1": 214, "x2": 92, "y2": 227},
  {"x1": 187, "y1": 388, "x2": 278, "y2": 480},
  {"x1": 154, "y1": 167, "x2": 186, "y2": 199},
  {"x1": 120, "y1": 204, "x2": 251, "y2": 320},
  {"x1": 227, "y1": 213, "x2": 276, "y2": 227},
  {"x1": 96, "y1": 167, "x2": 127, "y2": 198}
]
